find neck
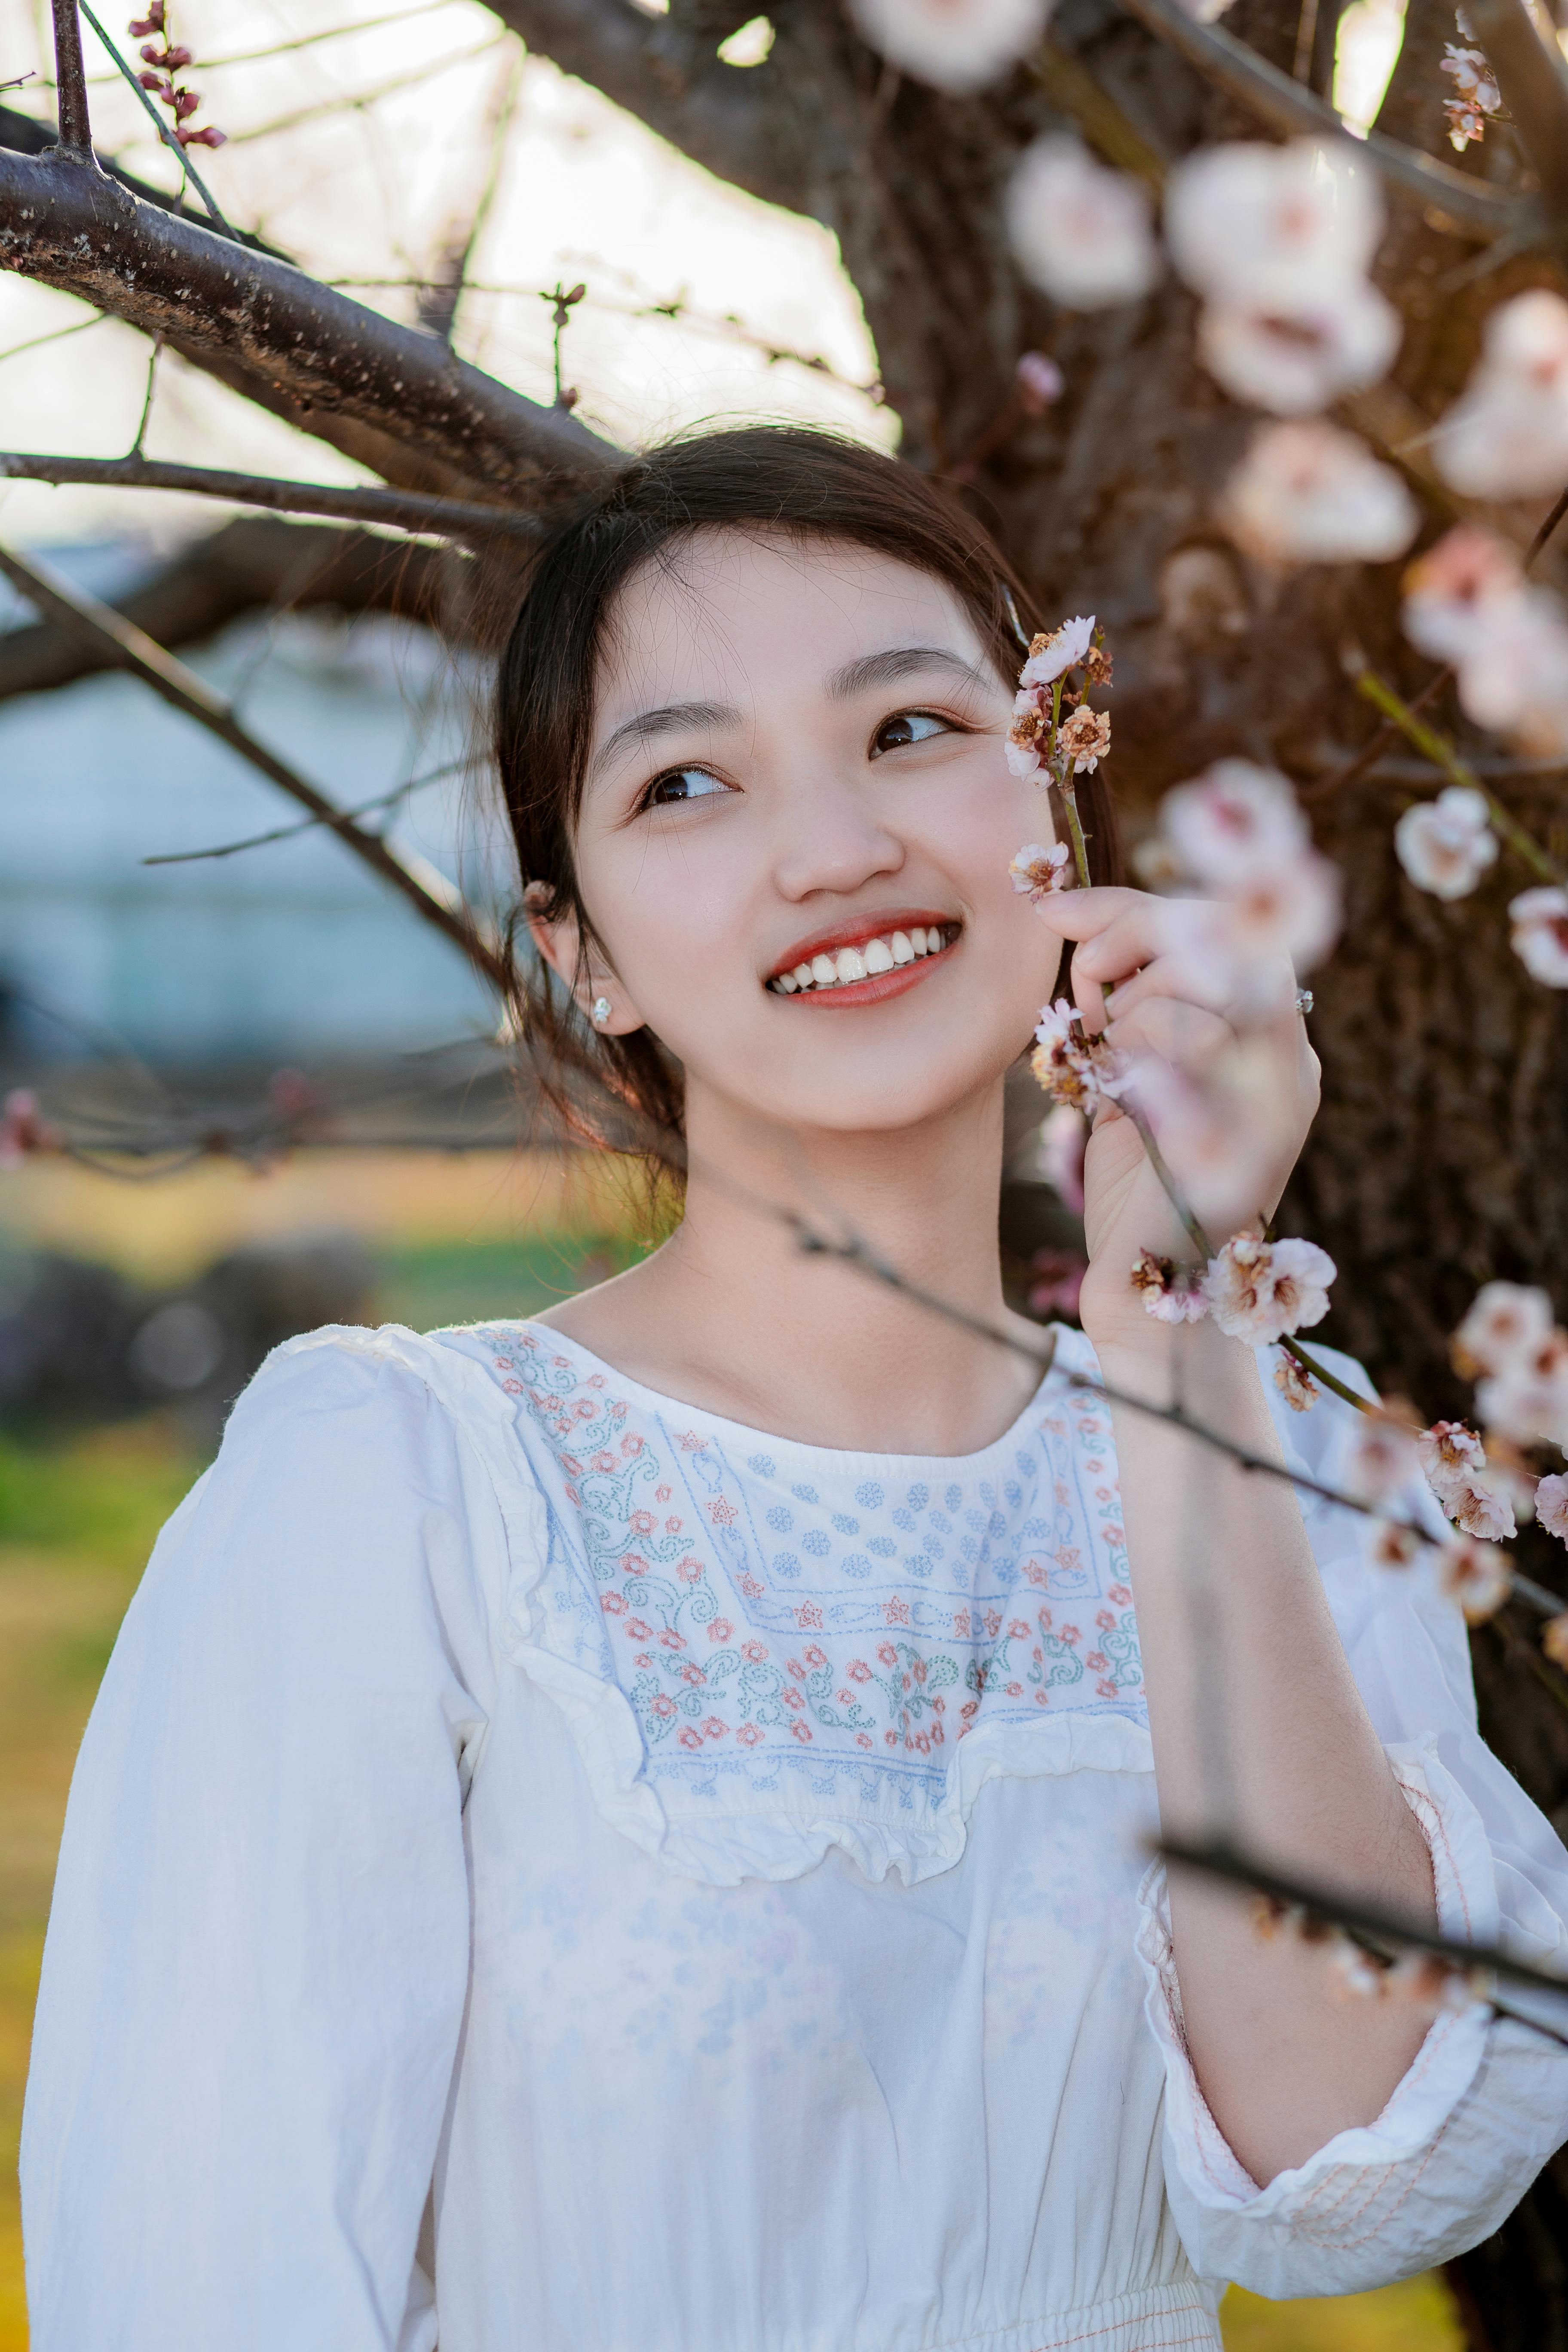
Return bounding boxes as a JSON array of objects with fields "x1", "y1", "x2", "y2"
[{"x1": 558, "y1": 1075, "x2": 1047, "y2": 1455}]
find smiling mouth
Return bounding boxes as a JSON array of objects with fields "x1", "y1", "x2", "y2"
[{"x1": 766, "y1": 920, "x2": 961, "y2": 1002}]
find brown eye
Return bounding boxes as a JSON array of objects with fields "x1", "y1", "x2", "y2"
[
  {"x1": 872, "y1": 710, "x2": 952, "y2": 756},
  {"x1": 644, "y1": 766, "x2": 730, "y2": 808}
]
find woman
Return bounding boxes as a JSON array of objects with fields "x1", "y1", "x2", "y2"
[{"x1": 23, "y1": 428, "x2": 1568, "y2": 2350}]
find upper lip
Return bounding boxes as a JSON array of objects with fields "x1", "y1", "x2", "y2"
[{"x1": 764, "y1": 907, "x2": 960, "y2": 982}]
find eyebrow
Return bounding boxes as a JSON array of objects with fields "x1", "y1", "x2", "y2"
[
  {"x1": 590, "y1": 698, "x2": 740, "y2": 780},
  {"x1": 826, "y1": 645, "x2": 991, "y2": 699}
]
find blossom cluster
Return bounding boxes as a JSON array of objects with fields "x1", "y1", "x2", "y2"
[
  {"x1": 1004, "y1": 615, "x2": 1111, "y2": 785},
  {"x1": 1440, "y1": 40, "x2": 1504, "y2": 151},
  {"x1": 129, "y1": 3, "x2": 225, "y2": 149},
  {"x1": 1130, "y1": 1230, "x2": 1335, "y2": 1351},
  {"x1": 1403, "y1": 524, "x2": 1568, "y2": 763}
]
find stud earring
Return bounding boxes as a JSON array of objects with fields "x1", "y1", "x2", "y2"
[{"x1": 591, "y1": 996, "x2": 612, "y2": 1030}]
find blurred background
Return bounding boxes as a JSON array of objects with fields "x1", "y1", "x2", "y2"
[{"x1": 0, "y1": 0, "x2": 1470, "y2": 2342}]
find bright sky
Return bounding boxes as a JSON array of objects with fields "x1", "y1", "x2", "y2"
[{"x1": 0, "y1": 0, "x2": 889, "y2": 544}]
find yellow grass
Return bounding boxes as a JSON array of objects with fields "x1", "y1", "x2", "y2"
[{"x1": 0, "y1": 1411, "x2": 1464, "y2": 2352}]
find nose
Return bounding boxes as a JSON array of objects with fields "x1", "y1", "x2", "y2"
[{"x1": 768, "y1": 763, "x2": 906, "y2": 905}]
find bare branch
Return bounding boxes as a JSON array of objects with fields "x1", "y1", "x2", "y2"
[
  {"x1": 1115, "y1": 0, "x2": 1535, "y2": 240},
  {"x1": 49, "y1": 0, "x2": 93, "y2": 154},
  {"x1": 0, "y1": 451, "x2": 547, "y2": 543},
  {"x1": 486, "y1": 0, "x2": 798, "y2": 215},
  {"x1": 0, "y1": 517, "x2": 450, "y2": 703},
  {"x1": 0, "y1": 143, "x2": 619, "y2": 501},
  {"x1": 1465, "y1": 0, "x2": 1568, "y2": 208},
  {"x1": 0, "y1": 539, "x2": 509, "y2": 991}
]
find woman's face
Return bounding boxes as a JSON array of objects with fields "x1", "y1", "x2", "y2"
[{"x1": 551, "y1": 530, "x2": 1067, "y2": 1139}]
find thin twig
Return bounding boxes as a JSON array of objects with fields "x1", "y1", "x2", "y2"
[
  {"x1": 49, "y1": 0, "x2": 93, "y2": 153},
  {"x1": 0, "y1": 453, "x2": 545, "y2": 543},
  {"x1": 221, "y1": 36, "x2": 505, "y2": 148},
  {"x1": 76, "y1": 0, "x2": 233, "y2": 236},
  {"x1": 0, "y1": 538, "x2": 509, "y2": 991},
  {"x1": 1349, "y1": 660, "x2": 1568, "y2": 883},
  {"x1": 141, "y1": 756, "x2": 472, "y2": 865}
]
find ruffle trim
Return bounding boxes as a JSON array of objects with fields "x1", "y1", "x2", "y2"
[
  {"x1": 1134, "y1": 1745, "x2": 1494, "y2": 2224},
  {"x1": 306, "y1": 1324, "x2": 1157, "y2": 1888}
]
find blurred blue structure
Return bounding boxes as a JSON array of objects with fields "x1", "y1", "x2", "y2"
[{"x1": 0, "y1": 537, "x2": 508, "y2": 1075}]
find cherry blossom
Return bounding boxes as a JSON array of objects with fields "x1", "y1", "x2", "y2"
[
  {"x1": 1401, "y1": 526, "x2": 1523, "y2": 665},
  {"x1": 1415, "y1": 1422, "x2": 1519, "y2": 1540},
  {"x1": 1007, "y1": 138, "x2": 1161, "y2": 310},
  {"x1": 1274, "y1": 1353, "x2": 1318, "y2": 1412},
  {"x1": 848, "y1": 0, "x2": 1050, "y2": 92},
  {"x1": 1182, "y1": 858, "x2": 1342, "y2": 1007},
  {"x1": 1393, "y1": 786, "x2": 1498, "y2": 901},
  {"x1": 1222, "y1": 422, "x2": 1417, "y2": 567},
  {"x1": 1440, "y1": 43, "x2": 1503, "y2": 149},
  {"x1": 1367, "y1": 1520, "x2": 1423, "y2": 1571},
  {"x1": 1433, "y1": 291, "x2": 1568, "y2": 501},
  {"x1": 1453, "y1": 1280, "x2": 1555, "y2": 1378},
  {"x1": 1160, "y1": 760, "x2": 1308, "y2": 884},
  {"x1": 1166, "y1": 140, "x2": 1384, "y2": 310},
  {"x1": 1434, "y1": 1533, "x2": 1513, "y2": 1625},
  {"x1": 1006, "y1": 687, "x2": 1051, "y2": 779},
  {"x1": 1402, "y1": 529, "x2": 1568, "y2": 760},
  {"x1": 1203, "y1": 1231, "x2": 1336, "y2": 1344},
  {"x1": 1030, "y1": 999, "x2": 1127, "y2": 1111},
  {"x1": 1537, "y1": 1473, "x2": 1568, "y2": 1545},
  {"x1": 1509, "y1": 888, "x2": 1568, "y2": 988},
  {"x1": 1010, "y1": 841, "x2": 1071, "y2": 902},
  {"x1": 1130, "y1": 1248, "x2": 1209, "y2": 1324},
  {"x1": 1058, "y1": 705, "x2": 1111, "y2": 772},
  {"x1": 1196, "y1": 287, "x2": 1400, "y2": 416},
  {"x1": 1021, "y1": 616, "x2": 1096, "y2": 688},
  {"x1": 1476, "y1": 1328, "x2": 1568, "y2": 1449},
  {"x1": 1345, "y1": 1410, "x2": 1422, "y2": 1505}
]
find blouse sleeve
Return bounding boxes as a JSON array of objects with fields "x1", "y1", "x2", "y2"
[
  {"x1": 1136, "y1": 1341, "x2": 1568, "y2": 2299},
  {"x1": 20, "y1": 1327, "x2": 508, "y2": 2352}
]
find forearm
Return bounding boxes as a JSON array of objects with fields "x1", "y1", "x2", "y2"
[{"x1": 1097, "y1": 1321, "x2": 1438, "y2": 2184}]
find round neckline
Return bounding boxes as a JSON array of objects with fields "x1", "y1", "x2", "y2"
[{"x1": 502, "y1": 1317, "x2": 1082, "y2": 1474}]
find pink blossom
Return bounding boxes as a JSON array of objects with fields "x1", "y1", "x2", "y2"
[
  {"x1": 1180, "y1": 857, "x2": 1343, "y2": 1003},
  {"x1": 1510, "y1": 888, "x2": 1568, "y2": 989},
  {"x1": 1166, "y1": 140, "x2": 1386, "y2": 311},
  {"x1": 848, "y1": 0, "x2": 1050, "y2": 91},
  {"x1": 1160, "y1": 760, "x2": 1308, "y2": 885},
  {"x1": 1440, "y1": 44, "x2": 1502, "y2": 148},
  {"x1": 1029, "y1": 998, "x2": 1129, "y2": 1112},
  {"x1": 1006, "y1": 685, "x2": 1051, "y2": 780},
  {"x1": 1536, "y1": 1473, "x2": 1568, "y2": 1545},
  {"x1": 1401, "y1": 526, "x2": 1524, "y2": 666},
  {"x1": 1393, "y1": 786, "x2": 1498, "y2": 901},
  {"x1": 1366, "y1": 1519, "x2": 1423, "y2": 1571},
  {"x1": 1434, "y1": 1533, "x2": 1513, "y2": 1625},
  {"x1": 1057, "y1": 704, "x2": 1111, "y2": 772},
  {"x1": 1015, "y1": 351, "x2": 1065, "y2": 412},
  {"x1": 1273, "y1": 1352, "x2": 1318, "y2": 1412},
  {"x1": 1129, "y1": 1247, "x2": 1209, "y2": 1324},
  {"x1": 1453, "y1": 1281, "x2": 1555, "y2": 1378},
  {"x1": 1433, "y1": 291, "x2": 1568, "y2": 501},
  {"x1": 1476, "y1": 1328, "x2": 1568, "y2": 1449},
  {"x1": 1020, "y1": 615, "x2": 1096, "y2": 689},
  {"x1": 1203, "y1": 1231, "x2": 1336, "y2": 1344},
  {"x1": 1010, "y1": 841, "x2": 1072, "y2": 902},
  {"x1": 1197, "y1": 287, "x2": 1401, "y2": 416},
  {"x1": 1006, "y1": 138, "x2": 1161, "y2": 311},
  {"x1": 1222, "y1": 421, "x2": 1416, "y2": 567}
]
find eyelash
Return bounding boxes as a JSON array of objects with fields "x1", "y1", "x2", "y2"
[{"x1": 634, "y1": 707, "x2": 965, "y2": 813}]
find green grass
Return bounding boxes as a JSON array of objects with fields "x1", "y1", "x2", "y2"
[{"x1": 0, "y1": 1399, "x2": 1465, "y2": 2352}]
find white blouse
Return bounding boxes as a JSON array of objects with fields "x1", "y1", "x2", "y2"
[{"x1": 21, "y1": 1317, "x2": 1568, "y2": 2352}]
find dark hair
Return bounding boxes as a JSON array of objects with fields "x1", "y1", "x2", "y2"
[{"x1": 493, "y1": 423, "x2": 1121, "y2": 1167}]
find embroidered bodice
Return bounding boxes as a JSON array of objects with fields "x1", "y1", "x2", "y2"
[{"x1": 21, "y1": 1318, "x2": 1568, "y2": 2352}]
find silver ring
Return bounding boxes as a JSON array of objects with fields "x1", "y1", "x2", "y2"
[{"x1": 1294, "y1": 988, "x2": 1314, "y2": 1018}]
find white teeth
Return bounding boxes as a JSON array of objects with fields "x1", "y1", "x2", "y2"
[{"x1": 771, "y1": 925, "x2": 956, "y2": 993}]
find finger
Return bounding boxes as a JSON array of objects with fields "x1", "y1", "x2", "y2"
[
  {"x1": 1065, "y1": 897, "x2": 1200, "y2": 992},
  {"x1": 1026, "y1": 885, "x2": 1157, "y2": 945},
  {"x1": 1102, "y1": 949, "x2": 1250, "y2": 1026}
]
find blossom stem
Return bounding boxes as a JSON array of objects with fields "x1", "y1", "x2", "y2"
[
  {"x1": 1121, "y1": 1099, "x2": 1213, "y2": 1259},
  {"x1": 1060, "y1": 780, "x2": 1093, "y2": 891},
  {"x1": 1278, "y1": 1335, "x2": 1371, "y2": 1413},
  {"x1": 1352, "y1": 668, "x2": 1565, "y2": 886}
]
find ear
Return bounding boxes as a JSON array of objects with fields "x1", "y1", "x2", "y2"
[{"x1": 524, "y1": 890, "x2": 647, "y2": 1037}]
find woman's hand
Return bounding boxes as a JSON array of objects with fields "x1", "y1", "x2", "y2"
[{"x1": 1029, "y1": 886, "x2": 1320, "y2": 1354}]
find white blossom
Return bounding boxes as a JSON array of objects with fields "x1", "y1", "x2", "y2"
[
  {"x1": 1417, "y1": 1418, "x2": 1486, "y2": 1508},
  {"x1": 1434, "y1": 1533, "x2": 1513, "y2": 1625},
  {"x1": 1010, "y1": 840, "x2": 1071, "y2": 901},
  {"x1": 1476, "y1": 1328, "x2": 1568, "y2": 1449},
  {"x1": 1274, "y1": 1351, "x2": 1319, "y2": 1411},
  {"x1": 1510, "y1": 887, "x2": 1568, "y2": 988},
  {"x1": 1007, "y1": 137, "x2": 1161, "y2": 310},
  {"x1": 1366, "y1": 1519, "x2": 1424, "y2": 1571},
  {"x1": 1181, "y1": 856, "x2": 1343, "y2": 1004},
  {"x1": 1393, "y1": 786, "x2": 1498, "y2": 901},
  {"x1": 1203, "y1": 1230, "x2": 1336, "y2": 1344},
  {"x1": 1021, "y1": 614, "x2": 1096, "y2": 687},
  {"x1": 1434, "y1": 291, "x2": 1568, "y2": 501},
  {"x1": 1030, "y1": 998, "x2": 1128, "y2": 1111},
  {"x1": 847, "y1": 0, "x2": 1051, "y2": 92},
  {"x1": 1403, "y1": 529, "x2": 1568, "y2": 760},
  {"x1": 1401, "y1": 526, "x2": 1524, "y2": 667},
  {"x1": 1161, "y1": 760, "x2": 1309, "y2": 884},
  {"x1": 1197, "y1": 284, "x2": 1401, "y2": 416},
  {"x1": 1440, "y1": 43, "x2": 1503, "y2": 149},
  {"x1": 1166, "y1": 140, "x2": 1385, "y2": 310},
  {"x1": 1345, "y1": 1411, "x2": 1422, "y2": 1506},
  {"x1": 1223, "y1": 422, "x2": 1417, "y2": 566},
  {"x1": 1130, "y1": 1248, "x2": 1210, "y2": 1324},
  {"x1": 1537, "y1": 1472, "x2": 1568, "y2": 1545},
  {"x1": 1453, "y1": 1280, "x2": 1556, "y2": 1378},
  {"x1": 1006, "y1": 686, "x2": 1050, "y2": 779}
]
